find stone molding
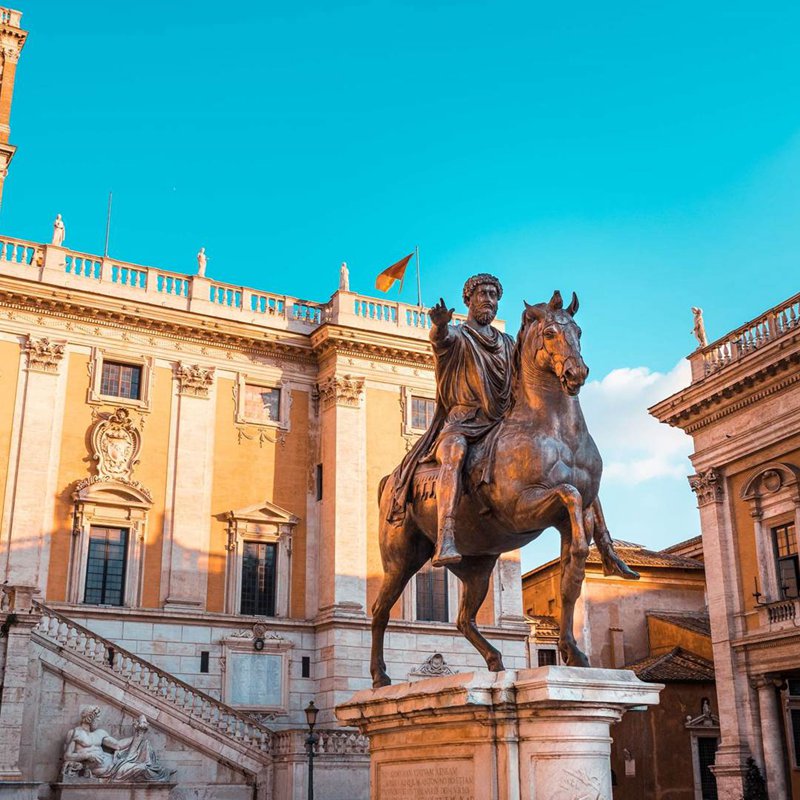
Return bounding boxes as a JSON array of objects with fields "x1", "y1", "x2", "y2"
[
  {"x1": 85, "y1": 407, "x2": 143, "y2": 485},
  {"x1": 175, "y1": 362, "x2": 215, "y2": 398},
  {"x1": 317, "y1": 374, "x2": 365, "y2": 410},
  {"x1": 688, "y1": 469, "x2": 723, "y2": 506},
  {"x1": 22, "y1": 335, "x2": 65, "y2": 373}
]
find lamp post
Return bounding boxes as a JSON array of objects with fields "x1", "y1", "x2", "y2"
[{"x1": 304, "y1": 700, "x2": 319, "y2": 800}]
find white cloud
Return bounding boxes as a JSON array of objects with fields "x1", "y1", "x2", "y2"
[{"x1": 580, "y1": 360, "x2": 693, "y2": 486}]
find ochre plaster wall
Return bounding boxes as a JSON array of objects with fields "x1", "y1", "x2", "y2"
[
  {"x1": 206, "y1": 379, "x2": 309, "y2": 617},
  {"x1": 647, "y1": 617, "x2": 713, "y2": 660},
  {"x1": 365, "y1": 386, "x2": 409, "y2": 620},
  {"x1": 0, "y1": 339, "x2": 20, "y2": 538},
  {"x1": 46, "y1": 357, "x2": 173, "y2": 605}
]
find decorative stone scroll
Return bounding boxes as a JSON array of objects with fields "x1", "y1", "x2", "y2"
[
  {"x1": 23, "y1": 335, "x2": 65, "y2": 373},
  {"x1": 410, "y1": 652, "x2": 456, "y2": 679},
  {"x1": 74, "y1": 408, "x2": 150, "y2": 499},
  {"x1": 317, "y1": 374, "x2": 365, "y2": 410},
  {"x1": 688, "y1": 469, "x2": 723, "y2": 507},
  {"x1": 176, "y1": 362, "x2": 215, "y2": 398}
]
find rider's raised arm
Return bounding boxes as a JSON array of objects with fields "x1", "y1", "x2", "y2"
[{"x1": 429, "y1": 298, "x2": 455, "y2": 349}]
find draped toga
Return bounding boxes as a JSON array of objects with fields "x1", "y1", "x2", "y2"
[{"x1": 389, "y1": 323, "x2": 515, "y2": 521}]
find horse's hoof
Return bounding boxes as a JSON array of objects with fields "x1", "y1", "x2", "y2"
[
  {"x1": 372, "y1": 673, "x2": 391, "y2": 689},
  {"x1": 487, "y1": 655, "x2": 505, "y2": 672}
]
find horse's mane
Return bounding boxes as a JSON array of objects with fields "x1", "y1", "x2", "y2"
[{"x1": 511, "y1": 305, "x2": 543, "y2": 388}]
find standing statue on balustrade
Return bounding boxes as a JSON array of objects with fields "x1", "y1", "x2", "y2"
[
  {"x1": 51, "y1": 213, "x2": 65, "y2": 246},
  {"x1": 372, "y1": 274, "x2": 639, "y2": 687}
]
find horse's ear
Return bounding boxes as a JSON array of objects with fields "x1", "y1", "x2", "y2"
[
  {"x1": 523, "y1": 301, "x2": 544, "y2": 322},
  {"x1": 566, "y1": 292, "x2": 579, "y2": 317},
  {"x1": 549, "y1": 290, "x2": 563, "y2": 310}
]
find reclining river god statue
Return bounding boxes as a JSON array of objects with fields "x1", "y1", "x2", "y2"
[{"x1": 371, "y1": 275, "x2": 639, "y2": 688}]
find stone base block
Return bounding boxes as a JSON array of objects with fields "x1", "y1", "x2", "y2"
[
  {"x1": 0, "y1": 782, "x2": 42, "y2": 800},
  {"x1": 50, "y1": 783, "x2": 176, "y2": 800},
  {"x1": 335, "y1": 666, "x2": 663, "y2": 800}
]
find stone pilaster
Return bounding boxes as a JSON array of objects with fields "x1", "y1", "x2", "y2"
[
  {"x1": 689, "y1": 468, "x2": 753, "y2": 797},
  {"x1": 750, "y1": 675, "x2": 789, "y2": 800},
  {"x1": 162, "y1": 364, "x2": 216, "y2": 609},
  {"x1": 1, "y1": 337, "x2": 66, "y2": 591},
  {"x1": 0, "y1": 585, "x2": 38, "y2": 780},
  {"x1": 317, "y1": 374, "x2": 367, "y2": 616}
]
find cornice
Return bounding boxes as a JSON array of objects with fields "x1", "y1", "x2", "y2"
[
  {"x1": 0, "y1": 276, "x2": 315, "y2": 365},
  {"x1": 311, "y1": 323, "x2": 434, "y2": 368},
  {"x1": 649, "y1": 339, "x2": 800, "y2": 433}
]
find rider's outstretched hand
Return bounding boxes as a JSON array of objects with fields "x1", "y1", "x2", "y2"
[{"x1": 429, "y1": 298, "x2": 454, "y2": 327}]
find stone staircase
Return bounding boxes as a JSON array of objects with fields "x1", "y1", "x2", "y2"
[{"x1": 32, "y1": 603, "x2": 274, "y2": 775}]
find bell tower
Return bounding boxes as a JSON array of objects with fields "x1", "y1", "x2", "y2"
[{"x1": 0, "y1": 7, "x2": 26, "y2": 209}]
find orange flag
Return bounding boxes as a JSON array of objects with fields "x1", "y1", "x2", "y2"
[{"x1": 375, "y1": 252, "x2": 414, "y2": 292}]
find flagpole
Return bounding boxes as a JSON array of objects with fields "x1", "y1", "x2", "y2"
[
  {"x1": 103, "y1": 191, "x2": 113, "y2": 258},
  {"x1": 415, "y1": 244, "x2": 422, "y2": 307}
]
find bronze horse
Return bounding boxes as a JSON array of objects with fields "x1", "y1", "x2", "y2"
[{"x1": 371, "y1": 290, "x2": 639, "y2": 688}]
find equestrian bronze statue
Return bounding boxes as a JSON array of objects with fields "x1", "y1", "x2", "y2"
[{"x1": 371, "y1": 276, "x2": 639, "y2": 688}]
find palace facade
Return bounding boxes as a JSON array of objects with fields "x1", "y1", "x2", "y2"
[
  {"x1": 651, "y1": 290, "x2": 800, "y2": 800},
  {"x1": 0, "y1": 13, "x2": 528, "y2": 799}
]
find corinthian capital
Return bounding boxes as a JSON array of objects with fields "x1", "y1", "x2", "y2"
[
  {"x1": 176, "y1": 362, "x2": 215, "y2": 398},
  {"x1": 23, "y1": 336, "x2": 65, "y2": 373},
  {"x1": 688, "y1": 469, "x2": 723, "y2": 507},
  {"x1": 317, "y1": 374, "x2": 365, "y2": 410}
]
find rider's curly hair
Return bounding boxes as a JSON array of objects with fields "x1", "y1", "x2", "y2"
[{"x1": 462, "y1": 273, "x2": 503, "y2": 306}]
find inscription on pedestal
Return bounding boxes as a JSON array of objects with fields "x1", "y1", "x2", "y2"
[{"x1": 378, "y1": 760, "x2": 474, "y2": 800}]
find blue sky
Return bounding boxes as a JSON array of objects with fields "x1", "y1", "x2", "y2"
[{"x1": 4, "y1": 2, "x2": 800, "y2": 571}]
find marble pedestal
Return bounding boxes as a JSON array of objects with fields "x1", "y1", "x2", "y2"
[
  {"x1": 50, "y1": 783, "x2": 176, "y2": 800},
  {"x1": 336, "y1": 666, "x2": 663, "y2": 800}
]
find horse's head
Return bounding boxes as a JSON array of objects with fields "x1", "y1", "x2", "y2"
[{"x1": 519, "y1": 290, "x2": 588, "y2": 396}]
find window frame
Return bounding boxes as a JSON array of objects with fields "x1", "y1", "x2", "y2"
[
  {"x1": 401, "y1": 386, "x2": 436, "y2": 436},
  {"x1": 773, "y1": 522, "x2": 799, "y2": 599},
  {"x1": 234, "y1": 373, "x2": 291, "y2": 431},
  {"x1": 240, "y1": 540, "x2": 279, "y2": 617},
  {"x1": 69, "y1": 483, "x2": 151, "y2": 608},
  {"x1": 224, "y1": 501, "x2": 298, "y2": 618},
  {"x1": 83, "y1": 525, "x2": 129, "y2": 606},
  {"x1": 88, "y1": 348, "x2": 153, "y2": 410},
  {"x1": 415, "y1": 560, "x2": 451, "y2": 623}
]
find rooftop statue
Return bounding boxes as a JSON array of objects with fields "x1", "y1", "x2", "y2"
[
  {"x1": 339, "y1": 261, "x2": 350, "y2": 292},
  {"x1": 62, "y1": 706, "x2": 174, "y2": 783},
  {"x1": 197, "y1": 247, "x2": 207, "y2": 277},
  {"x1": 51, "y1": 213, "x2": 65, "y2": 247},
  {"x1": 372, "y1": 277, "x2": 639, "y2": 687},
  {"x1": 691, "y1": 306, "x2": 708, "y2": 348}
]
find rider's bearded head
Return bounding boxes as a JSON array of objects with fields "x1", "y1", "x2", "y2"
[{"x1": 463, "y1": 273, "x2": 502, "y2": 325}]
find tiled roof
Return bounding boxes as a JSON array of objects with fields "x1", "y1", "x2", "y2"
[
  {"x1": 585, "y1": 542, "x2": 705, "y2": 571},
  {"x1": 647, "y1": 610, "x2": 711, "y2": 637},
  {"x1": 523, "y1": 540, "x2": 705, "y2": 579},
  {"x1": 626, "y1": 647, "x2": 715, "y2": 682},
  {"x1": 661, "y1": 535, "x2": 702, "y2": 554}
]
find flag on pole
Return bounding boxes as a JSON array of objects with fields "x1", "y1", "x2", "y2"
[{"x1": 375, "y1": 252, "x2": 414, "y2": 293}]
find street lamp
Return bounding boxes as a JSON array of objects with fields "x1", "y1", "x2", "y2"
[{"x1": 304, "y1": 700, "x2": 319, "y2": 800}]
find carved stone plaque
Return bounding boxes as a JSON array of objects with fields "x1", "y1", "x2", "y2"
[
  {"x1": 227, "y1": 652, "x2": 283, "y2": 708},
  {"x1": 377, "y1": 760, "x2": 474, "y2": 800}
]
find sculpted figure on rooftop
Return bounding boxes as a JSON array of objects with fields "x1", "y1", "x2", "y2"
[
  {"x1": 691, "y1": 306, "x2": 707, "y2": 348},
  {"x1": 372, "y1": 278, "x2": 639, "y2": 687},
  {"x1": 51, "y1": 213, "x2": 65, "y2": 246}
]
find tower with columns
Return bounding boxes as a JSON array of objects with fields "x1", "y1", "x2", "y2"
[{"x1": 0, "y1": 7, "x2": 25, "y2": 209}]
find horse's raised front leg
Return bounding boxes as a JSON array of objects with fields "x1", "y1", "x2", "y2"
[
  {"x1": 588, "y1": 498, "x2": 640, "y2": 580},
  {"x1": 448, "y1": 555, "x2": 504, "y2": 672},
  {"x1": 370, "y1": 523, "x2": 433, "y2": 688},
  {"x1": 516, "y1": 484, "x2": 590, "y2": 666}
]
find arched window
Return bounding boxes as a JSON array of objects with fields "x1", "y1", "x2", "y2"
[{"x1": 741, "y1": 462, "x2": 800, "y2": 602}]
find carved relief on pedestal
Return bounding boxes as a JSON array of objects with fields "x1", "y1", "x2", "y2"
[
  {"x1": 409, "y1": 652, "x2": 456, "y2": 679},
  {"x1": 22, "y1": 335, "x2": 65, "y2": 373},
  {"x1": 688, "y1": 469, "x2": 724, "y2": 507},
  {"x1": 175, "y1": 362, "x2": 215, "y2": 398},
  {"x1": 317, "y1": 374, "x2": 365, "y2": 410}
]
